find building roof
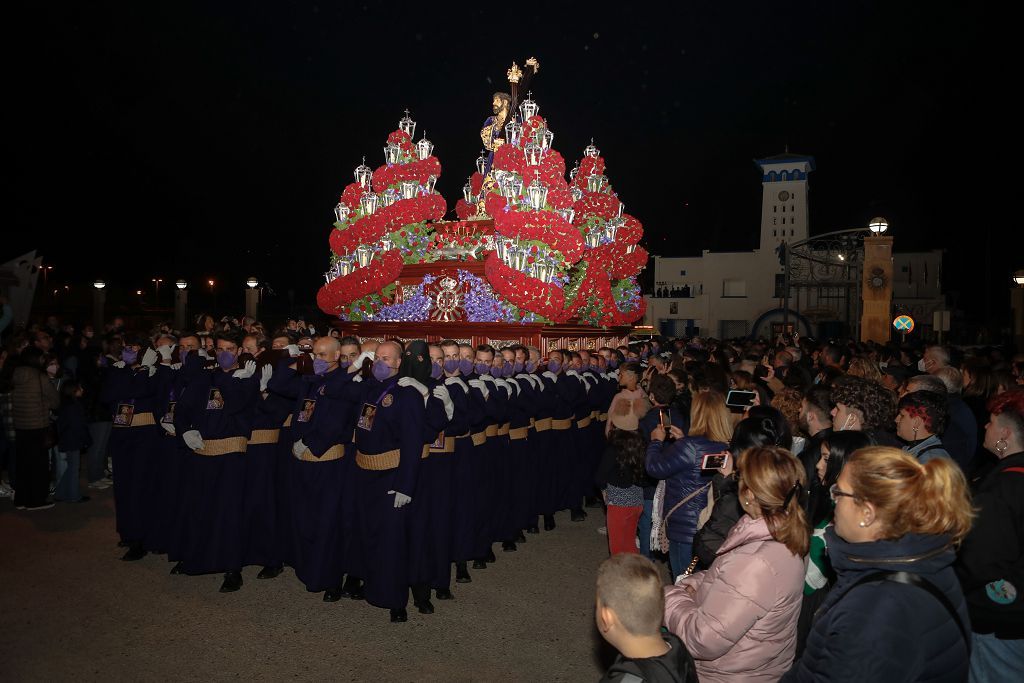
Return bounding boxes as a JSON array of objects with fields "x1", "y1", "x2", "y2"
[{"x1": 755, "y1": 152, "x2": 816, "y2": 170}]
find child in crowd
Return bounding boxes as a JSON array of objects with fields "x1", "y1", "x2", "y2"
[
  {"x1": 55, "y1": 380, "x2": 91, "y2": 503},
  {"x1": 596, "y1": 554, "x2": 697, "y2": 683},
  {"x1": 596, "y1": 416, "x2": 647, "y2": 555}
]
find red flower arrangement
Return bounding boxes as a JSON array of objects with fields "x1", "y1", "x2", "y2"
[
  {"x1": 316, "y1": 250, "x2": 404, "y2": 315},
  {"x1": 572, "y1": 193, "x2": 622, "y2": 224},
  {"x1": 372, "y1": 156, "x2": 442, "y2": 193},
  {"x1": 454, "y1": 198, "x2": 477, "y2": 220},
  {"x1": 330, "y1": 194, "x2": 446, "y2": 255},
  {"x1": 484, "y1": 252, "x2": 566, "y2": 321},
  {"x1": 340, "y1": 182, "x2": 365, "y2": 212},
  {"x1": 470, "y1": 171, "x2": 484, "y2": 195},
  {"x1": 484, "y1": 194, "x2": 585, "y2": 263}
]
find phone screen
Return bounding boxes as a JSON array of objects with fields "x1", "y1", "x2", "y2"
[
  {"x1": 725, "y1": 390, "x2": 757, "y2": 408},
  {"x1": 702, "y1": 452, "x2": 729, "y2": 470}
]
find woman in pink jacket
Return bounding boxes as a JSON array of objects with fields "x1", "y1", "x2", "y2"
[{"x1": 664, "y1": 446, "x2": 809, "y2": 682}]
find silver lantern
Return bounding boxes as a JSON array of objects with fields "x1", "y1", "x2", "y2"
[
  {"x1": 524, "y1": 142, "x2": 542, "y2": 166},
  {"x1": 354, "y1": 157, "x2": 373, "y2": 189},
  {"x1": 334, "y1": 202, "x2": 350, "y2": 223},
  {"x1": 463, "y1": 178, "x2": 474, "y2": 204},
  {"x1": 557, "y1": 207, "x2": 575, "y2": 224},
  {"x1": 571, "y1": 186, "x2": 583, "y2": 202},
  {"x1": 504, "y1": 120, "x2": 523, "y2": 147},
  {"x1": 526, "y1": 178, "x2": 549, "y2": 211},
  {"x1": 519, "y1": 92, "x2": 539, "y2": 120},
  {"x1": 416, "y1": 132, "x2": 434, "y2": 161},
  {"x1": 380, "y1": 190, "x2": 397, "y2": 208},
  {"x1": 338, "y1": 257, "x2": 354, "y2": 277},
  {"x1": 538, "y1": 127, "x2": 554, "y2": 152},
  {"x1": 585, "y1": 229, "x2": 602, "y2": 249},
  {"x1": 360, "y1": 191, "x2": 379, "y2": 216},
  {"x1": 583, "y1": 138, "x2": 600, "y2": 158},
  {"x1": 384, "y1": 142, "x2": 402, "y2": 165},
  {"x1": 569, "y1": 161, "x2": 580, "y2": 181},
  {"x1": 586, "y1": 174, "x2": 602, "y2": 193},
  {"x1": 510, "y1": 175, "x2": 524, "y2": 198},
  {"x1": 493, "y1": 169, "x2": 508, "y2": 187},
  {"x1": 381, "y1": 236, "x2": 393, "y2": 251},
  {"x1": 617, "y1": 201, "x2": 625, "y2": 218},
  {"x1": 625, "y1": 244, "x2": 637, "y2": 254},
  {"x1": 513, "y1": 248, "x2": 529, "y2": 271},
  {"x1": 534, "y1": 262, "x2": 551, "y2": 283},
  {"x1": 425, "y1": 174, "x2": 437, "y2": 194},
  {"x1": 356, "y1": 244, "x2": 373, "y2": 268},
  {"x1": 401, "y1": 180, "x2": 418, "y2": 200},
  {"x1": 475, "y1": 150, "x2": 488, "y2": 175},
  {"x1": 399, "y1": 109, "x2": 416, "y2": 139},
  {"x1": 605, "y1": 217, "x2": 624, "y2": 241},
  {"x1": 495, "y1": 238, "x2": 507, "y2": 262}
]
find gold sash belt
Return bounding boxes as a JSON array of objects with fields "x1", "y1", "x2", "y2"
[
  {"x1": 195, "y1": 436, "x2": 249, "y2": 457},
  {"x1": 296, "y1": 444, "x2": 345, "y2": 462},
  {"x1": 248, "y1": 429, "x2": 280, "y2": 445},
  {"x1": 356, "y1": 449, "x2": 400, "y2": 471}
]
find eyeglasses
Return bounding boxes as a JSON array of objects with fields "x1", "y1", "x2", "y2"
[{"x1": 829, "y1": 483, "x2": 856, "y2": 503}]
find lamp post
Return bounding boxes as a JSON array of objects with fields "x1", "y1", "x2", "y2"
[
  {"x1": 92, "y1": 280, "x2": 106, "y2": 333},
  {"x1": 1012, "y1": 269, "x2": 1024, "y2": 351},
  {"x1": 152, "y1": 278, "x2": 163, "y2": 302},
  {"x1": 245, "y1": 277, "x2": 259, "y2": 320},
  {"x1": 174, "y1": 280, "x2": 188, "y2": 331}
]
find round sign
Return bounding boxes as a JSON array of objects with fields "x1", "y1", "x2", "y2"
[{"x1": 892, "y1": 315, "x2": 915, "y2": 332}]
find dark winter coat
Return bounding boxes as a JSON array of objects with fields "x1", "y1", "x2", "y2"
[
  {"x1": 692, "y1": 472, "x2": 743, "y2": 567},
  {"x1": 646, "y1": 435, "x2": 725, "y2": 543},
  {"x1": 783, "y1": 530, "x2": 970, "y2": 683},
  {"x1": 57, "y1": 400, "x2": 91, "y2": 452},
  {"x1": 599, "y1": 633, "x2": 698, "y2": 683}
]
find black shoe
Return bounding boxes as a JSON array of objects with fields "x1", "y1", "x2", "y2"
[
  {"x1": 543, "y1": 514, "x2": 556, "y2": 531},
  {"x1": 390, "y1": 608, "x2": 408, "y2": 623},
  {"x1": 485, "y1": 547, "x2": 497, "y2": 563},
  {"x1": 414, "y1": 599, "x2": 435, "y2": 615},
  {"x1": 257, "y1": 566, "x2": 283, "y2": 580},
  {"x1": 526, "y1": 525, "x2": 540, "y2": 534},
  {"x1": 472, "y1": 560, "x2": 487, "y2": 570},
  {"x1": 341, "y1": 575, "x2": 364, "y2": 600},
  {"x1": 121, "y1": 544, "x2": 146, "y2": 562},
  {"x1": 571, "y1": 508, "x2": 587, "y2": 522},
  {"x1": 585, "y1": 496, "x2": 603, "y2": 509},
  {"x1": 170, "y1": 561, "x2": 185, "y2": 575},
  {"x1": 219, "y1": 571, "x2": 243, "y2": 593},
  {"x1": 455, "y1": 564, "x2": 472, "y2": 583},
  {"x1": 323, "y1": 587, "x2": 343, "y2": 602},
  {"x1": 502, "y1": 541, "x2": 517, "y2": 552},
  {"x1": 435, "y1": 588, "x2": 454, "y2": 600},
  {"x1": 517, "y1": 531, "x2": 527, "y2": 543}
]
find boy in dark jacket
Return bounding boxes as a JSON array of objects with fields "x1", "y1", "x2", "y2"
[
  {"x1": 56, "y1": 380, "x2": 91, "y2": 503},
  {"x1": 596, "y1": 554, "x2": 697, "y2": 683}
]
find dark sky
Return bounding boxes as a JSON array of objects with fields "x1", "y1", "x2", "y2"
[{"x1": 8, "y1": 2, "x2": 1014, "y2": 324}]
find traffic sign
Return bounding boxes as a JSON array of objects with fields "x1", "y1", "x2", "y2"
[{"x1": 893, "y1": 315, "x2": 915, "y2": 332}]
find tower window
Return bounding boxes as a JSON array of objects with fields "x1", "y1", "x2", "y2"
[
  {"x1": 790, "y1": 205, "x2": 795, "y2": 212},
  {"x1": 782, "y1": 217, "x2": 786, "y2": 225},
  {"x1": 782, "y1": 205, "x2": 786, "y2": 212},
  {"x1": 773, "y1": 230, "x2": 777, "y2": 237},
  {"x1": 773, "y1": 206, "x2": 777, "y2": 213}
]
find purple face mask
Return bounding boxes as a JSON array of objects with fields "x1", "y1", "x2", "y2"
[
  {"x1": 547, "y1": 360, "x2": 561, "y2": 373},
  {"x1": 513, "y1": 361, "x2": 524, "y2": 373},
  {"x1": 444, "y1": 359, "x2": 460, "y2": 374},
  {"x1": 502, "y1": 362, "x2": 514, "y2": 377},
  {"x1": 458, "y1": 358, "x2": 475, "y2": 375},
  {"x1": 475, "y1": 362, "x2": 491, "y2": 376},
  {"x1": 430, "y1": 362, "x2": 444, "y2": 380},
  {"x1": 121, "y1": 348, "x2": 139, "y2": 365},
  {"x1": 608, "y1": 358, "x2": 619, "y2": 369},
  {"x1": 340, "y1": 360, "x2": 351, "y2": 369},
  {"x1": 313, "y1": 358, "x2": 331, "y2": 376},
  {"x1": 372, "y1": 359, "x2": 394, "y2": 382},
  {"x1": 525, "y1": 360, "x2": 537, "y2": 373},
  {"x1": 216, "y1": 350, "x2": 237, "y2": 371},
  {"x1": 489, "y1": 365, "x2": 503, "y2": 378}
]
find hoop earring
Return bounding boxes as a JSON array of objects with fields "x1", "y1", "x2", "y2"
[
  {"x1": 995, "y1": 439, "x2": 1008, "y2": 456},
  {"x1": 912, "y1": 426, "x2": 918, "y2": 439}
]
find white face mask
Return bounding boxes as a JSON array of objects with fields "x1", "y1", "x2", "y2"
[{"x1": 917, "y1": 358, "x2": 927, "y2": 372}]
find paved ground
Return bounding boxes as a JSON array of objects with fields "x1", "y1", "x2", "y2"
[{"x1": 0, "y1": 485, "x2": 630, "y2": 682}]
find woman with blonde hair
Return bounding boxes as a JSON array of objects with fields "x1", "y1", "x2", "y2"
[
  {"x1": 845, "y1": 357, "x2": 883, "y2": 383},
  {"x1": 664, "y1": 446, "x2": 809, "y2": 682},
  {"x1": 783, "y1": 447, "x2": 973, "y2": 682},
  {"x1": 647, "y1": 391, "x2": 733, "y2": 578}
]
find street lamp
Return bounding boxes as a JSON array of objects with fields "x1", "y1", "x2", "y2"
[
  {"x1": 245, "y1": 277, "x2": 260, "y2": 319},
  {"x1": 152, "y1": 278, "x2": 163, "y2": 300},
  {"x1": 92, "y1": 280, "x2": 106, "y2": 333},
  {"x1": 174, "y1": 279, "x2": 189, "y2": 330},
  {"x1": 1013, "y1": 270, "x2": 1024, "y2": 286},
  {"x1": 175, "y1": 279, "x2": 187, "y2": 290},
  {"x1": 93, "y1": 280, "x2": 106, "y2": 290},
  {"x1": 42, "y1": 265, "x2": 54, "y2": 287},
  {"x1": 868, "y1": 217, "x2": 889, "y2": 234},
  {"x1": 246, "y1": 277, "x2": 259, "y2": 288},
  {"x1": 1013, "y1": 270, "x2": 1024, "y2": 350}
]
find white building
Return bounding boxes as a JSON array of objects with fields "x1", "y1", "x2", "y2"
[
  {"x1": 644, "y1": 154, "x2": 949, "y2": 341},
  {"x1": 645, "y1": 153, "x2": 817, "y2": 339}
]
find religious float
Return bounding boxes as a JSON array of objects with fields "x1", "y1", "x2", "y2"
[{"x1": 318, "y1": 59, "x2": 647, "y2": 352}]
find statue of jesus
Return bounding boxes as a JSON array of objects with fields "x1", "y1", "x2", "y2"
[{"x1": 479, "y1": 91, "x2": 512, "y2": 173}]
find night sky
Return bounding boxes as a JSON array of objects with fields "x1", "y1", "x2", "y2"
[{"x1": 8, "y1": 2, "x2": 1013, "y2": 325}]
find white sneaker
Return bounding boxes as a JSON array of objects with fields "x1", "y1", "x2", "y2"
[
  {"x1": 88, "y1": 481, "x2": 110, "y2": 490},
  {"x1": 0, "y1": 483, "x2": 14, "y2": 498},
  {"x1": 597, "y1": 526, "x2": 608, "y2": 536},
  {"x1": 100, "y1": 477, "x2": 113, "y2": 485}
]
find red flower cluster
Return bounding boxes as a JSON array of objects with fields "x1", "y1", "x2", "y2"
[
  {"x1": 470, "y1": 171, "x2": 484, "y2": 195},
  {"x1": 484, "y1": 252, "x2": 566, "y2": 322},
  {"x1": 572, "y1": 192, "x2": 622, "y2": 224},
  {"x1": 608, "y1": 245, "x2": 648, "y2": 279},
  {"x1": 484, "y1": 194, "x2": 585, "y2": 262},
  {"x1": 316, "y1": 250, "x2": 404, "y2": 315},
  {"x1": 330, "y1": 194, "x2": 446, "y2": 255},
  {"x1": 372, "y1": 156, "x2": 442, "y2": 193},
  {"x1": 340, "y1": 182, "x2": 365, "y2": 212},
  {"x1": 454, "y1": 198, "x2": 477, "y2": 220}
]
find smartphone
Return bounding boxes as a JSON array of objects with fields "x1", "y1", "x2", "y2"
[
  {"x1": 702, "y1": 452, "x2": 730, "y2": 470},
  {"x1": 659, "y1": 407, "x2": 675, "y2": 442},
  {"x1": 725, "y1": 389, "x2": 757, "y2": 408}
]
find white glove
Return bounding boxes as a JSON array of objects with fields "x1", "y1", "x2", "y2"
[
  {"x1": 432, "y1": 385, "x2": 454, "y2": 420},
  {"x1": 468, "y1": 378, "x2": 489, "y2": 400},
  {"x1": 579, "y1": 376, "x2": 591, "y2": 393},
  {"x1": 183, "y1": 430, "x2": 204, "y2": 452},
  {"x1": 285, "y1": 344, "x2": 301, "y2": 358},
  {"x1": 113, "y1": 360, "x2": 126, "y2": 369},
  {"x1": 308, "y1": 326, "x2": 316, "y2": 335},
  {"x1": 259, "y1": 364, "x2": 273, "y2": 392},
  {"x1": 141, "y1": 348, "x2": 160, "y2": 368},
  {"x1": 156, "y1": 345, "x2": 174, "y2": 362},
  {"x1": 170, "y1": 362, "x2": 182, "y2": 371},
  {"x1": 542, "y1": 371, "x2": 558, "y2": 383},
  {"x1": 506, "y1": 378, "x2": 521, "y2": 395},
  {"x1": 388, "y1": 490, "x2": 412, "y2": 508},
  {"x1": 445, "y1": 376, "x2": 469, "y2": 393},
  {"x1": 352, "y1": 374, "x2": 363, "y2": 383},
  {"x1": 493, "y1": 378, "x2": 511, "y2": 396},
  {"x1": 609, "y1": 370, "x2": 619, "y2": 381},
  {"x1": 197, "y1": 348, "x2": 211, "y2": 360},
  {"x1": 161, "y1": 421, "x2": 176, "y2": 436},
  {"x1": 398, "y1": 376, "x2": 429, "y2": 399},
  {"x1": 292, "y1": 439, "x2": 307, "y2": 457},
  {"x1": 565, "y1": 369, "x2": 581, "y2": 378},
  {"x1": 517, "y1": 374, "x2": 537, "y2": 390},
  {"x1": 147, "y1": 365, "x2": 158, "y2": 378},
  {"x1": 352, "y1": 350, "x2": 375, "y2": 368},
  {"x1": 233, "y1": 360, "x2": 257, "y2": 379},
  {"x1": 480, "y1": 374, "x2": 495, "y2": 383}
]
